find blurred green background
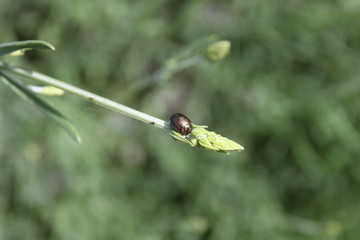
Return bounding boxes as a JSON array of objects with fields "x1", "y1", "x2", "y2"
[{"x1": 1, "y1": 0, "x2": 360, "y2": 239}]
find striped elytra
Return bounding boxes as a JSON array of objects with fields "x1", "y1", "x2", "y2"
[{"x1": 169, "y1": 113, "x2": 193, "y2": 136}]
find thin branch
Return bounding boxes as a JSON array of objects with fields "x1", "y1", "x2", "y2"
[{"x1": 0, "y1": 61, "x2": 169, "y2": 130}]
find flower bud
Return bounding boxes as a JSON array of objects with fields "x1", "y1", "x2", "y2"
[
  {"x1": 205, "y1": 40, "x2": 231, "y2": 62},
  {"x1": 28, "y1": 85, "x2": 64, "y2": 96},
  {"x1": 170, "y1": 122, "x2": 244, "y2": 154}
]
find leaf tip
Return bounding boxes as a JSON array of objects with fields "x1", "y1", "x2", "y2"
[{"x1": 75, "y1": 135, "x2": 82, "y2": 143}]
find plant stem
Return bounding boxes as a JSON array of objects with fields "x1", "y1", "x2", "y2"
[
  {"x1": 153, "y1": 55, "x2": 204, "y2": 83},
  {"x1": 0, "y1": 61, "x2": 169, "y2": 130},
  {"x1": 172, "y1": 55, "x2": 204, "y2": 72}
]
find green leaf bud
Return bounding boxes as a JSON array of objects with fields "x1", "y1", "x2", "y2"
[
  {"x1": 205, "y1": 40, "x2": 231, "y2": 62},
  {"x1": 169, "y1": 123, "x2": 244, "y2": 154},
  {"x1": 28, "y1": 85, "x2": 65, "y2": 96}
]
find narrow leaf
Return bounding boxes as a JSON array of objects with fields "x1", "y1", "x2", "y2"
[
  {"x1": 0, "y1": 40, "x2": 55, "y2": 57},
  {"x1": 0, "y1": 71, "x2": 81, "y2": 143}
]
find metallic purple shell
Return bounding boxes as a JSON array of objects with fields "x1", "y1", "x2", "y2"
[{"x1": 169, "y1": 113, "x2": 193, "y2": 135}]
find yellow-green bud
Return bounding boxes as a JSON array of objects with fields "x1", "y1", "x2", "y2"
[
  {"x1": 169, "y1": 123, "x2": 244, "y2": 154},
  {"x1": 205, "y1": 40, "x2": 231, "y2": 62},
  {"x1": 28, "y1": 85, "x2": 64, "y2": 96},
  {"x1": 9, "y1": 49, "x2": 27, "y2": 56},
  {"x1": 41, "y1": 86, "x2": 65, "y2": 96}
]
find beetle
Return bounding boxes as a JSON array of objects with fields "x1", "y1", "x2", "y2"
[{"x1": 169, "y1": 113, "x2": 193, "y2": 136}]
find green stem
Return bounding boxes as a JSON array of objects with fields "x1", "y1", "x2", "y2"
[
  {"x1": 172, "y1": 55, "x2": 204, "y2": 72},
  {"x1": 153, "y1": 55, "x2": 205, "y2": 83},
  {"x1": 0, "y1": 61, "x2": 169, "y2": 130}
]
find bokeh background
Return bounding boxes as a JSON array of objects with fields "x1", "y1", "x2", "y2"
[{"x1": 1, "y1": 0, "x2": 360, "y2": 239}]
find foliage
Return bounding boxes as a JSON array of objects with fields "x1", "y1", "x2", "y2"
[{"x1": 1, "y1": 0, "x2": 360, "y2": 239}]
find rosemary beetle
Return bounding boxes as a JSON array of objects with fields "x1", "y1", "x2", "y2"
[{"x1": 169, "y1": 113, "x2": 193, "y2": 136}]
